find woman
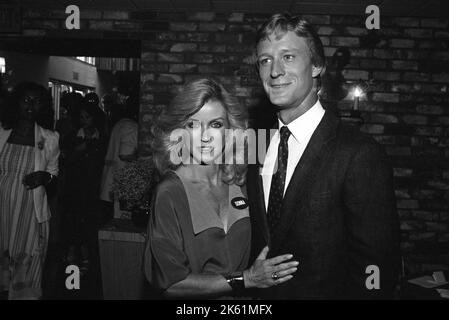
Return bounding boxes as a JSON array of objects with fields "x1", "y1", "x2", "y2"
[
  {"x1": 99, "y1": 95, "x2": 138, "y2": 223},
  {"x1": 0, "y1": 82, "x2": 60, "y2": 299},
  {"x1": 64, "y1": 104, "x2": 103, "y2": 271},
  {"x1": 144, "y1": 78, "x2": 298, "y2": 299}
]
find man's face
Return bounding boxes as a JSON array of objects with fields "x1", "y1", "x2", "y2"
[{"x1": 257, "y1": 31, "x2": 322, "y2": 110}]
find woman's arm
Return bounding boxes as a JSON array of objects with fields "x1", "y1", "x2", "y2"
[
  {"x1": 164, "y1": 274, "x2": 232, "y2": 299},
  {"x1": 146, "y1": 180, "x2": 298, "y2": 299},
  {"x1": 164, "y1": 247, "x2": 298, "y2": 299},
  {"x1": 23, "y1": 131, "x2": 60, "y2": 190}
]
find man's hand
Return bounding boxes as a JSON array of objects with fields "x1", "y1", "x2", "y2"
[{"x1": 243, "y1": 246, "x2": 299, "y2": 289}]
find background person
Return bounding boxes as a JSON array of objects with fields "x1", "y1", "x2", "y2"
[
  {"x1": 0, "y1": 82, "x2": 59, "y2": 299},
  {"x1": 99, "y1": 95, "x2": 139, "y2": 224},
  {"x1": 63, "y1": 104, "x2": 103, "y2": 273}
]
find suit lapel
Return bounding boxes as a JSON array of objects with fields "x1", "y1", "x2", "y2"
[
  {"x1": 270, "y1": 111, "x2": 340, "y2": 252},
  {"x1": 256, "y1": 171, "x2": 269, "y2": 243},
  {"x1": 247, "y1": 164, "x2": 270, "y2": 245},
  {"x1": 247, "y1": 123, "x2": 277, "y2": 246}
]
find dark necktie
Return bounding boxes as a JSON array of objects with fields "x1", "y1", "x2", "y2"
[{"x1": 267, "y1": 126, "x2": 291, "y2": 236}]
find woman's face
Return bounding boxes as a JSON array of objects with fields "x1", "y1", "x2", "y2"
[
  {"x1": 18, "y1": 89, "x2": 44, "y2": 122},
  {"x1": 184, "y1": 100, "x2": 229, "y2": 165}
]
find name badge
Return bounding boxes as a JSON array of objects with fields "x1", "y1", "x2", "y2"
[{"x1": 231, "y1": 197, "x2": 248, "y2": 210}]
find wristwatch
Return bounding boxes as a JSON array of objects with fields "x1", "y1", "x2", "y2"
[
  {"x1": 225, "y1": 271, "x2": 246, "y2": 296},
  {"x1": 47, "y1": 173, "x2": 55, "y2": 184}
]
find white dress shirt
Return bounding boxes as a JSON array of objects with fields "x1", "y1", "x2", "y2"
[{"x1": 261, "y1": 100, "x2": 325, "y2": 210}]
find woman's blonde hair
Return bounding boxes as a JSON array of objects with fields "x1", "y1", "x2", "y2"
[{"x1": 151, "y1": 78, "x2": 248, "y2": 186}]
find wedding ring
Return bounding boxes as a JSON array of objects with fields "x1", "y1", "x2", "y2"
[{"x1": 271, "y1": 272, "x2": 279, "y2": 280}]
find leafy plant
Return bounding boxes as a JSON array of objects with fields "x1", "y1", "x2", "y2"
[{"x1": 112, "y1": 158, "x2": 156, "y2": 211}]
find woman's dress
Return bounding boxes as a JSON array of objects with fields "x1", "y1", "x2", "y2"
[{"x1": 0, "y1": 143, "x2": 49, "y2": 299}]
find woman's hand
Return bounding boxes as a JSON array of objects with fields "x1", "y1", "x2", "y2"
[
  {"x1": 243, "y1": 246, "x2": 298, "y2": 289},
  {"x1": 23, "y1": 171, "x2": 51, "y2": 190}
]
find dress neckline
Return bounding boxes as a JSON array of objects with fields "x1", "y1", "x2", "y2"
[{"x1": 171, "y1": 171, "x2": 249, "y2": 235}]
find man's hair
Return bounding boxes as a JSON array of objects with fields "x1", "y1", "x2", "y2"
[{"x1": 256, "y1": 13, "x2": 326, "y2": 72}]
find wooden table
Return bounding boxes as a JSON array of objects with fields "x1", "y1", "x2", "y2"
[{"x1": 98, "y1": 219, "x2": 147, "y2": 300}]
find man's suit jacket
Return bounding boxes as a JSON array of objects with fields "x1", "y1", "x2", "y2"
[
  {"x1": 0, "y1": 123, "x2": 60, "y2": 223},
  {"x1": 247, "y1": 110, "x2": 401, "y2": 299}
]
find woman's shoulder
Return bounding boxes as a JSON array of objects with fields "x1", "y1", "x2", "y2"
[
  {"x1": 0, "y1": 124, "x2": 11, "y2": 136},
  {"x1": 39, "y1": 126, "x2": 60, "y2": 141},
  {"x1": 154, "y1": 171, "x2": 185, "y2": 201},
  {"x1": 151, "y1": 172, "x2": 191, "y2": 222}
]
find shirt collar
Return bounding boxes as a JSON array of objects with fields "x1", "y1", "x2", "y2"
[{"x1": 277, "y1": 100, "x2": 325, "y2": 144}]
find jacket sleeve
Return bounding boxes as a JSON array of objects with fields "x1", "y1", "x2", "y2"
[
  {"x1": 46, "y1": 131, "x2": 60, "y2": 176},
  {"x1": 343, "y1": 138, "x2": 401, "y2": 299}
]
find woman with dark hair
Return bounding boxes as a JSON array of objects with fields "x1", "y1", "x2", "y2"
[
  {"x1": 144, "y1": 78, "x2": 298, "y2": 299},
  {"x1": 56, "y1": 91, "x2": 83, "y2": 151},
  {"x1": 0, "y1": 81, "x2": 60, "y2": 299},
  {"x1": 63, "y1": 103, "x2": 103, "y2": 272}
]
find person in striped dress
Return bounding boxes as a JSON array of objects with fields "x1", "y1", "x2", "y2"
[{"x1": 0, "y1": 82, "x2": 60, "y2": 300}]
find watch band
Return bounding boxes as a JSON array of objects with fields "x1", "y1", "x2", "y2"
[
  {"x1": 47, "y1": 173, "x2": 54, "y2": 184},
  {"x1": 225, "y1": 271, "x2": 246, "y2": 296}
]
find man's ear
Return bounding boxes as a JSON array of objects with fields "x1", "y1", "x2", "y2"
[{"x1": 312, "y1": 64, "x2": 325, "y2": 78}]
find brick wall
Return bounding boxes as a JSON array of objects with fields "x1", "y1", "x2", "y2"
[{"x1": 11, "y1": 8, "x2": 449, "y2": 274}]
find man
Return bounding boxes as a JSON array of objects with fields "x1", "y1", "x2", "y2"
[{"x1": 246, "y1": 13, "x2": 401, "y2": 299}]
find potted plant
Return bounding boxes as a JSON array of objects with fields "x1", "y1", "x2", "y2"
[{"x1": 112, "y1": 158, "x2": 157, "y2": 227}]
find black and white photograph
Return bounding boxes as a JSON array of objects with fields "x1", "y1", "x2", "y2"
[{"x1": 0, "y1": 0, "x2": 448, "y2": 307}]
